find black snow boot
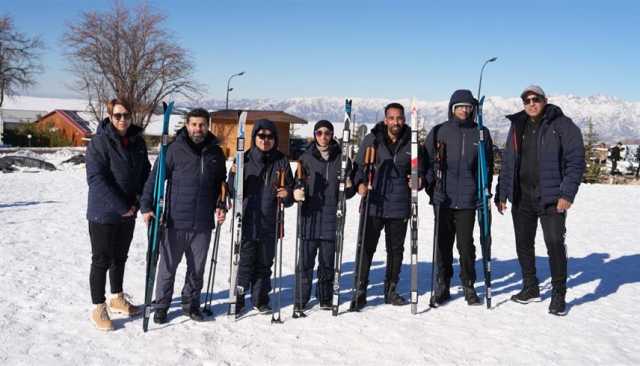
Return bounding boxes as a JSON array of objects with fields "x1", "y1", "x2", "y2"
[
  {"x1": 511, "y1": 282, "x2": 541, "y2": 304},
  {"x1": 181, "y1": 298, "x2": 191, "y2": 313},
  {"x1": 548, "y1": 287, "x2": 567, "y2": 316},
  {"x1": 188, "y1": 307, "x2": 205, "y2": 322},
  {"x1": 384, "y1": 282, "x2": 408, "y2": 306},
  {"x1": 430, "y1": 277, "x2": 451, "y2": 306},
  {"x1": 153, "y1": 307, "x2": 168, "y2": 324},
  {"x1": 463, "y1": 283, "x2": 481, "y2": 306},
  {"x1": 349, "y1": 288, "x2": 367, "y2": 312}
]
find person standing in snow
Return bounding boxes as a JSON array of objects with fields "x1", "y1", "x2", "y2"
[
  {"x1": 140, "y1": 108, "x2": 227, "y2": 324},
  {"x1": 635, "y1": 145, "x2": 640, "y2": 178},
  {"x1": 423, "y1": 89, "x2": 494, "y2": 306},
  {"x1": 86, "y1": 98, "x2": 151, "y2": 331},
  {"x1": 227, "y1": 119, "x2": 294, "y2": 314},
  {"x1": 292, "y1": 120, "x2": 356, "y2": 312},
  {"x1": 609, "y1": 142, "x2": 624, "y2": 175},
  {"x1": 350, "y1": 102, "x2": 424, "y2": 311},
  {"x1": 495, "y1": 85, "x2": 585, "y2": 316}
]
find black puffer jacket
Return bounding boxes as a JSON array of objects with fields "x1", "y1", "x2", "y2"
[
  {"x1": 86, "y1": 118, "x2": 150, "y2": 223},
  {"x1": 424, "y1": 89, "x2": 494, "y2": 209},
  {"x1": 354, "y1": 121, "x2": 423, "y2": 219},
  {"x1": 140, "y1": 128, "x2": 227, "y2": 231},
  {"x1": 228, "y1": 119, "x2": 294, "y2": 241},
  {"x1": 297, "y1": 140, "x2": 355, "y2": 241}
]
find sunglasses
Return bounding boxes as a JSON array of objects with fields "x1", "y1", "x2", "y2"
[
  {"x1": 314, "y1": 130, "x2": 333, "y2": 137},
  {"x1": 523, "y1": 96, "x2": 544, "y2": 105},
  {"x1": 454, "y1": 105, "x2": 474, "y2": 111},
  {"x1": 112, "y1": 112, "x2": 130, "y2": 120},
  {"x1": 257, "y1": 133, "x2": 274, "y2": 141}
]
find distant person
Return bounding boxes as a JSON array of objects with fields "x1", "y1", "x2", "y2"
[
  {"x1": 86, "y1": 98, "x2": 150, "y2": 331},
  {"x1": 635, "y1": 146, "x2": 640, "y2": 178},
  {"x1": 609, "y1": 142, "x2": 623, "y2": 175},
  {"x1": 495, "y1": 85, "x2": 585, "y2": 316}
]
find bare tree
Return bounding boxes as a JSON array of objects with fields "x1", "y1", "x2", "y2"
[
  {"x1": 63, "y1": 1, "x2": 200, "y2": 127},
  {"x1": 0, "y1": 15, "x2": 44, "y2": 107}
]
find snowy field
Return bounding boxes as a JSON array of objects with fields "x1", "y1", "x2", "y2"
[{"x1": 1, "y1": 149, "x2": 639, "y2": 365}]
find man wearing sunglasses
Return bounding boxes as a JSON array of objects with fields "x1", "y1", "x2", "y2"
[
  {"x1": 292, "y1": 120, "x2": 356, "y2": 313},
  {"x1": 496, "y1": 85, "x2": 585, "y2": 316},
  {"x1": 228, "y1": 119, "x2": 294, "y2": 314},
  {"x1": 424, "y1": 89, "x2": 494, "y2": 307},
  {"x1": 350, "y1": 102, "x2": 424, "y2": 311},
  {"x1": 140, "y1": 108, "x2": 227, "y2": 324}
]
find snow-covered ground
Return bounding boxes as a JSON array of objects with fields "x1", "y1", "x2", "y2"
[{"x1": 1, "y1": 151, "x2": 639, "y2": 365}]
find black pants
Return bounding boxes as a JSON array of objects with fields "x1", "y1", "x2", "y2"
[
  {"x1": 294, "y1": 239, "x2": 336, "y2": 307},
  {"x1": 88, "y1": 220, "x2": 135, "y2": 304},
  {"x1": 354, "y1": 216, "x2": 408, "y2": 290},
  {"x1": 237, "y1": 236, "x2": 276, "y2": 306},
  {"x1": 435, "y1": 207, "x2": 476, "y2": 285},
  {"x1": 512, "y1": 196, "x2": 567, "y2": 289}
]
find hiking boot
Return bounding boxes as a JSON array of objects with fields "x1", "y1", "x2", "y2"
[
  {"x1": 548, "y1": 287, "x2": 567, "y2": 316},
  {"x1": 254, "y1": 304, "x2": 272, "y2": 314},
  {"x1": 153, "y1": 307, "x2": 168, "y2": 324},
  {"x1": 463, "y1": 285, "x2": 481, "y2": 306},
  {"x1": 384, "y1": 283, "x2": 408, "y2": 306},
  {"x1": 108, "y1": 292, "x2": 140, "y2": 316},
  {"x1": 511, "y1": 285, "x2": 541, "y2": 304},
  {"x1": 349, "y1": 289, "x2": 367, "y2": 311},
  {"x1": 91, "y1": 303, "x2": 113, "y2": 331},
  {"x1": 430, "y1": 278, "x2": 451, "y2": 307},
  {"x1": 188, "y1": 307, "x2": 205, "y2": 322},
  {"x1": 181, "y1": 299, "x2": 191, "y2": 313}
]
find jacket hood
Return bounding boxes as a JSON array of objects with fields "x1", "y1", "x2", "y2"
[
  {"x1": 252, "y1": 119, "x2": 279, "y2": 150},
  {"x1": 447, "y1": 89, "x2": 478, "y2": 121}
]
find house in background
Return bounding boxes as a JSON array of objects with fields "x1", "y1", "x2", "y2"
[
  {"x1": 210, "y1": 110, "x2": 307, "y2": 158},
  {"x1": 35, "y1": 110, "x2": 97, "y2": 146}
]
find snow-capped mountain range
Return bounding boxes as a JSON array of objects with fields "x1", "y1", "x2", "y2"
[{"x1": 195, "y1": 95, "x2": 640, "y2": 144}]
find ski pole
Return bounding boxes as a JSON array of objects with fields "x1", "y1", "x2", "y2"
[{"x1": 293, "y1": 162, "x2": 307, "y2": 318}]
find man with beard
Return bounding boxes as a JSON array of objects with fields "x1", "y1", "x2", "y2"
[
  {"x1": 228, "y1": 119, "x2": 294, "y2": 314},
  {"x1": 292, "y1": 120, "x2": 356, "y2": 312},
  {"x1": 424, "y1": 89, "x2": 494, "y2": 307},
  {"x1": 350, "y1": 102, "x2": 424, "y2": 311},
  {"x1": 141, "y1": 108, "x2": 227, "y2": 323}
]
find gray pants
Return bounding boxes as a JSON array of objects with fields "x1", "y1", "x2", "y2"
[{"x1": 154, "y1": 228, "x2": 212, "y2": 310}]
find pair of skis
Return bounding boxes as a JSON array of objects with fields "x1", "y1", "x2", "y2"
[{"x1": 142, "y1": 101, "x2": 174, "y2": 332}]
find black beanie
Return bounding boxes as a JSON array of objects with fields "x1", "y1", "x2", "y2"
[{"x1": 313, "y1": 120, "x2": 334, "y2": 133}]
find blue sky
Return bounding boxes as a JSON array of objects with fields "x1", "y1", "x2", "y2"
[{"x1": 4, "y1": 0, "x2": 640, "y2": 100}]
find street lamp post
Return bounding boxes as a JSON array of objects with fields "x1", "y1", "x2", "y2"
[
  {"x1": 477, "y1": 57, "x2": 497, "y2": 99},
  {"x1": 225, "y1": 71, "x2": 246, "y2": 109}
]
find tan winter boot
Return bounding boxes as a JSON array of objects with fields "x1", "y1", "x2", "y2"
[
  {"x1": 108, "y1": 292, "x2": 140, "y2": 316},
  {"x1": 91, "y1": 303, "x2": 113, "y2": 331}
]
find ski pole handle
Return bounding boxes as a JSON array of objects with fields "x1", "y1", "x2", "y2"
[
  {"x1": 217, "y1": 183, "x2": 229, "y2": 211},
  {"x1": 295, "y1": 161, "x2": 305, "y2": 188}
]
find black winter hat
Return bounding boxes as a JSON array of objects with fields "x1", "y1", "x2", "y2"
[{"x1": 313, "y1": 120, "x2": 334, "y2": 133}]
